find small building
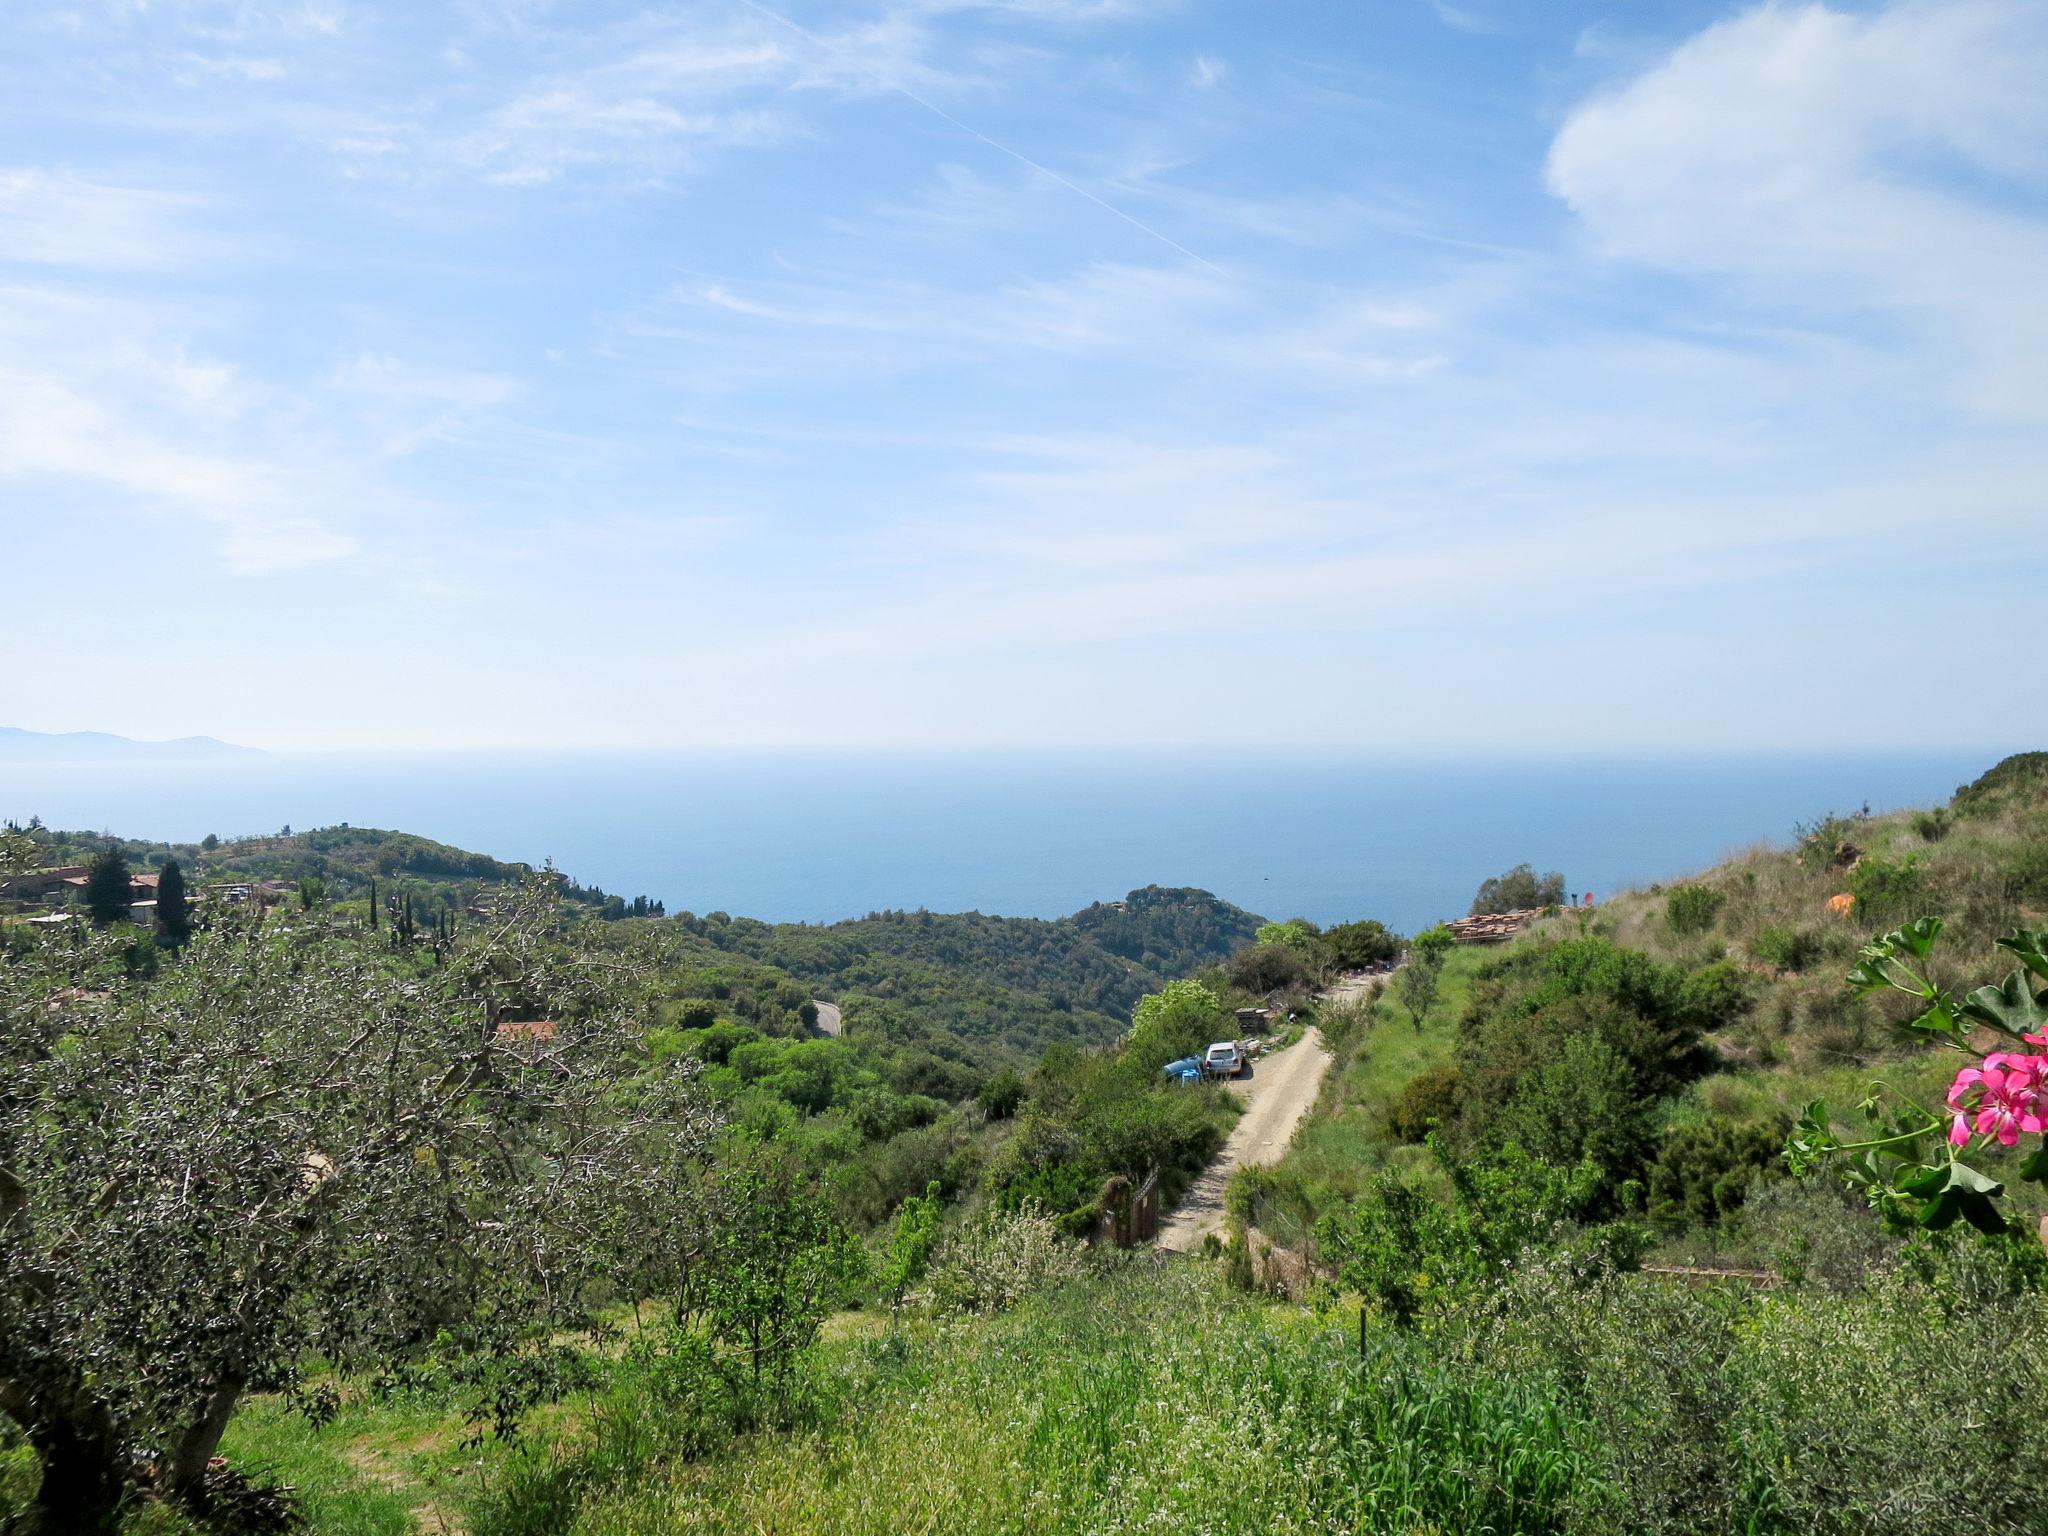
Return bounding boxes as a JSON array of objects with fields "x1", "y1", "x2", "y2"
[{"x1": 0, "y1": 866, "x2": 89, "y2": 903}]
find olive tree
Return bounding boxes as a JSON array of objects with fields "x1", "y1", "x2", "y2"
[{"x1": 0, "y1": 879, "x2": 718, "y2": 1527}]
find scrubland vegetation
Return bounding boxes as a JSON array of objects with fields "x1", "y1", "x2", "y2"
[{"x1": 6, "y1": 754, "x2": 2048, "y2": 1534}]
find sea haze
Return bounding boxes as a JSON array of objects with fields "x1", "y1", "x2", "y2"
[{"x1": 0, "y1": 751, "x2": 1997, "y2": 934}]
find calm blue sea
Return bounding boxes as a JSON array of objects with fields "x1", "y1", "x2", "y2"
[{"x1": 0, "y1": 752, "x2": 1999, "y2": 933}]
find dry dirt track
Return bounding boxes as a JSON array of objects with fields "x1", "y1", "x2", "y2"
[{"x1": 1155, "y1": 1025, "x2": 1334, "y2": 1253}]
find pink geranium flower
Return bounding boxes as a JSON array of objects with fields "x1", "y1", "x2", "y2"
[{"x1": 1948, "y1": 1053, "x2": 2048, "y2": 1148}]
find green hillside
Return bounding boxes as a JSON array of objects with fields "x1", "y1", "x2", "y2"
[{"x1": 6, "y1": 760, "x2": 2048, "y2": 1535}]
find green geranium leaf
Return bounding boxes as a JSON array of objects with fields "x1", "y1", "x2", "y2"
[
  {"x1": 1996, "y1": 928, "x2": 2048, "y2": 983},
  {"x1": 1903, "y1": 994, "x2": 1963, "y2": 1042},
  {"x1": 2018, "y1": 1146, "x2": 2048, "y2": 1186},
  {"x1": 1897, "y1": 1164, "x2": 1949, "y2": 1198},
  {"x1": 1846, "y1": 959, "x2": 1895, "y2": 996},
  {"x1": 1917, "y1": 1189, "x2": 1961, "y2": 1230},
  {"x1": 1958, "y1": 971, "x2": 2048, "y2": 1039},
  {"x1": 1947, "y1": 1161, "x2": 2004, "y2": 1197},
  {"x1": 1959, "y1": 1192, "x2": 2011, "y2": 1236},
  {"x1": 1892, "y1": 916, "x2": 1944, "y2": 962}
]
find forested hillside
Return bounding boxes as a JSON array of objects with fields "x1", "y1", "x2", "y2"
[{"x1": 8, "y1": 761, "x2": 2048, "y2": 1535}]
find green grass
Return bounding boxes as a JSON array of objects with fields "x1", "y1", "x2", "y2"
[
  {"x1": 477, "y1": 1265, "x2": 1591, "y2": 1536},
  {"x1": 218, "y1": 1396, "x2": 466, "y2": 1536}
]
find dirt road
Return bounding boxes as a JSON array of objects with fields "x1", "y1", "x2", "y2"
[{"x1": 1155, "y1": 1026, "x2": 1333, "y2": 1253}]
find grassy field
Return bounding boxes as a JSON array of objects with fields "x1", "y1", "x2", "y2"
[{"x1": 190, "y1": 1249, "x2": 2048, "y2": 1536}]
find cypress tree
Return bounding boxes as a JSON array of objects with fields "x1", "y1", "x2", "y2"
[
  {"x1": 154, "y1": 858, "x2": 192, "y2": 946},
  {"x1": 83, "y1": 845, "x2": 133, "y2": 927},
  {"x1": 368, "y1": 879, "x2": 378, "y2": 930}
]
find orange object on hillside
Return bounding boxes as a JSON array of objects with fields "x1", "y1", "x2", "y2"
[{"x1": 1825, "y1": 893, "x2": 1856, "y2": 916}]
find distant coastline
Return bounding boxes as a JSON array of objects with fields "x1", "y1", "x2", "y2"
[{"x1": 0, "y1": 727, "x2": 262, "y2": 764}]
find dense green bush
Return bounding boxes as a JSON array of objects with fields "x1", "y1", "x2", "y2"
[
  {"x1": 1227, "y1": 941, "x2": 1309, "y2": 994},
  {"x1": 1846, "y1": 853, "x2": 1924, "y2": 922},
  {"x1": 1386, "y1": 1064, "x2": 1461, "y2": 1143},
  {"x1": 1646, "y1": 1117, "x2": 1783, "y2": 1231},
  {"x1": 1664, "y1": 883, "x2": 1724, "y2": 934},
  {"x1": 1752, "y1": 923, "x2": 1821, "y2": 972}
]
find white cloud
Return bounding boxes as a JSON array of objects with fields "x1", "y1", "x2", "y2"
[
  {"x1": 1426, "y1": 1, "x2": 1497, "y2": 37},
  {"x1": 0, "y1": 169, "x2": 209, "y2": 269},
  {"x1": 1548, "y1": 0, "x2": 2048, "y2": 419},
  {"x1": 1189, "y1": 54, "x2": 1225, "y2": 89}
]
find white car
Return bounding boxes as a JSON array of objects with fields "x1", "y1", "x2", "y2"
[{"x1": 1203, "y1": 1040, "x2": 1247, "y2": 1079}]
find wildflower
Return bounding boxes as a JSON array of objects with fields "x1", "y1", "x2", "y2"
[{"x1": 1947, "y1": 1053, "x2": 2048, "y2": 1147}]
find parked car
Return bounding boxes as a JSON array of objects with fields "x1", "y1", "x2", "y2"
[
  {"x1": 1161, "y1": 1056, "x2": 1203, "y2": 1084},
  {"x1": 1203, "y1": 1040, "x2": 1248, "y2": 1079}
]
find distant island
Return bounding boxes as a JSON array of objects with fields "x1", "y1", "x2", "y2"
[{"x1": 0, "y1": 726, "x2": 262, "y2": 763}]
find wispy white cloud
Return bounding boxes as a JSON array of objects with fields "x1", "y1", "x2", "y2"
[
  {"x1": 1549, "y1": 0, "x2": 2048, "y2": 419},
  {"x1": 0, "y1": 169, "x2": 212, "y2": 268}
]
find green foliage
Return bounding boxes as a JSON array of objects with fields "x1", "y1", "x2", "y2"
[
  {"x1": 1646, "y1": 1117, "x2": 1783, "y2": 1231},
  {"x1": 1752, "y1": 923, "x2": 1820, "y2": 972},
  {"x1": 1846, "y1": 854, "x2": 1924, "y2": 923},
  {"x1": 1254, "y1": 918, "x2": 1320, "y2": 955},
  {"x1": 153, "y1": 858, "x2": 192, "y2": 947},
  {"x1": 1953, "y1": 750, "x2": 2048, "y2": 818},
  {"x1": 1911, "y1": 806, "x2": 1952, "y2": 842},
  {"x1": 1227, "y1": 942, "x2": 1309, "y2": 994},
  {"x1": 83, "y1": 843, "x2": 133, "y2": 926},
  {"x1": 1410, "y1": 924, "x2": 1457, "y2": 961},
  {"x1": 928, "y1": 1203, "x2": 1087, "y2": 1314},
  {"x1": 1319, "y1": 1141, "x2": 1636, "y2": 1327},
  {"x1": 1676, "y1": 959, "x2": 1753, "y2": 1032},
  {"x1": 1663, "y1": 883, "x2": 1723, "y2": 934},
  {"x1": 695, "y1": 1147, "x2": 866, "y2": 1414},
  {"x1": 976, "y1": 1065, "x2": 1025, "y2": 1119},
  {"x1": 1324, "y1": 918, "x2": 1401, "y2": 970},
  {"x1": 1386, "y1": 1065, "x2": 1461, "y2": 1144},
  {"x1": 1393, "y1": 948, "x2": 1441, "y2": 1028},
  {"x1": 1127, "y1": 979, "x2": 1225, "y2": 1070},
  {"x1": 879, "y1": 1183, "x2": 945, "y2": 1305},
  {"x1": 1472, "y1": 863, "x2": 1566, "y2": 915},
  {"x1": 0, "y1": 878, "x2": 720, "y2": 1525},
  {"x1": 0, "y1": 823, "x2": 36, "y2": 876}
]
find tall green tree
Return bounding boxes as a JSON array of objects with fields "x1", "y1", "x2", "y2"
[
  {"x1": 153, "y1": 858, "x2": 192, "y2": 947},
  {"x1": 82, "y1": 845, "x2": 132, "y2": 927}
]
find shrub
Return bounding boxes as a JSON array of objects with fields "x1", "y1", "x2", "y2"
[
  {"x1": 976, "y1": 1065, "x2": 1025, "y2": 1120},
  {"x1": 1645, "y1": 1117, "x2": 1783, "y2": 1232},
  {"x1": 1676, "y1": 959, "x2": 1751, "y2": 1032},
  {"x1": 1742, "y1": 1177, "x2": 1895, "y2": 1291},
  {"x1": 1846, "y1": 853, "x2": 1924, "y2": 922},
  {"x1": 1228, "y1": 942, "x2": 1308, "y2": 994},
  {"x1": 1387, "y1": 1065, "x2": 1462, "y2": 1143},
  {"x1": 1752, "y1": 924, "x2": 1820, "y2": 972},
  {"x1": 1911, "y1": 807, "x2": 1952, "y2": 842},
  {"x1": 1664, "y1": 884, "x2": 1723, "y2": 935},
  {"x1": 1324, "y1": 918, "x2": 1401, "y2": 969},
  {"x1": 1127, "y1": 979, "x2": 1225, "y2": 1069},
  {"x1": 928, "y1": 1204, "x2": 1088, "y2": 1313}
]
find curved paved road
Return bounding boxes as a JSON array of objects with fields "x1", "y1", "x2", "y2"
[
  {"x1": 1155, "y1": 1026, "x2": 1333, "y2": 1253},
  {"x1": 811, "y1": 1000, "x2": 842, "y2": 1037}
]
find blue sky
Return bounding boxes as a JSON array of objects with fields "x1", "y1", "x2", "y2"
[{"x1": 2, "y1": 0, "x2": 2041, "y2": 753}]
